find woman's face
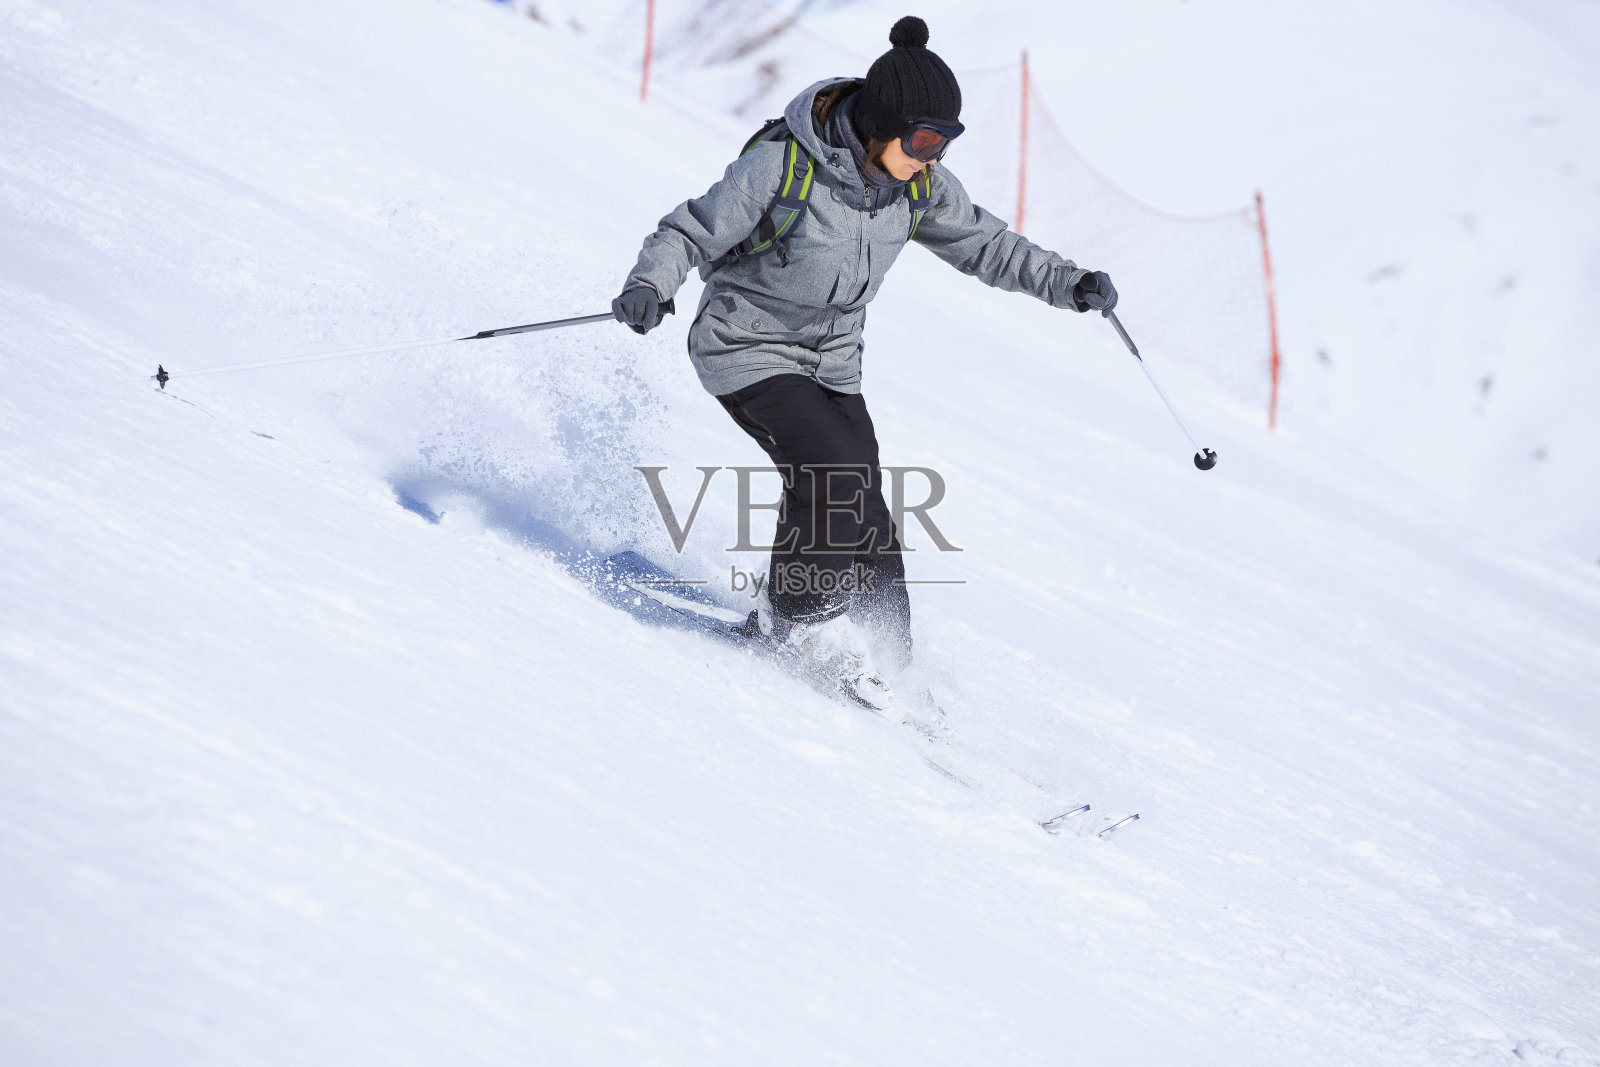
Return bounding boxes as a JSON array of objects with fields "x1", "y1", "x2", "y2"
[{"x1": 879, "y1": 137, "x2": 925, "y2": 182}]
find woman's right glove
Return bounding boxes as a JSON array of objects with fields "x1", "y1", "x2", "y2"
[
  {"x1": 1071, "y1": 271, "x2": 1118, "y2": 316},
  {"x1": 612, "y1": 286, "x2": 673, "y2": 335}
]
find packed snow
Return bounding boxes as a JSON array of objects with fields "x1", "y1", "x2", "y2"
[{"x1": 2, "y1": 0, "x2": 1598, "y2": 1064}]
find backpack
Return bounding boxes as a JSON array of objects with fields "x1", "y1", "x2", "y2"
[{"x1": 706, "y1": 117, "x2": 932, "y2": 275}]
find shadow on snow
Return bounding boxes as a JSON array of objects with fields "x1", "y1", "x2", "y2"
[{"x1": 389, "y1": 473, "x2": 752, "y2": 644}]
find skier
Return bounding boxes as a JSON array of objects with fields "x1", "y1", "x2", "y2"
[{"x1": 613, "y1": 16, "x2": 1118, "y2": 709}]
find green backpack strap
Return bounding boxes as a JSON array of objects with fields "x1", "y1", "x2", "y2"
[
  {"x1": 717, "y1": 126, "x2": 816, "y2": 269},
  {"x1": 741, "y1": 139, "x2": 815, "y2": 259},
  {"x1": 906, "y1": 167, "x2": 932, "y2": 239},
  {"x1": 709, "y1": 126, "x2": 930, "y2": 276}
]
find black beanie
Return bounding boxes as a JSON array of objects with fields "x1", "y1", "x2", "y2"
[{"x1": 854, "y1": 16, "x2": 962, "y2": 141}]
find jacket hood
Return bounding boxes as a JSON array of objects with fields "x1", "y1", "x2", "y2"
[{"x1": 784, "y1": 78, "x2": 866, "y2": 190}]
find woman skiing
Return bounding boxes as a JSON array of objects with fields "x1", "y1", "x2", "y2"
[{"x1": 614, "y1": 16, "x2": 1118, "y2": 709}]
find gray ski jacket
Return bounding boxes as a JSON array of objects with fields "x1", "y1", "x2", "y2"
[{"x1": 623, "y1": 78, "x2": 1089, "y2": 396}]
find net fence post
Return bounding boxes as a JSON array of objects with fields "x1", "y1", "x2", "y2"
[
  {"x1": 1256, "y1": 190, "x2": 1282, "y2": 430},
  {"x1": 640, "y1": 0, "x2": 655, "y2": 103},
  {"x1": 1016, "y1": 49, "x2": 1030, "y2": 236}
]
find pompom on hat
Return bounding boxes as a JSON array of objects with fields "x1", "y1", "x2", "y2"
[{"x1": 853, "y1": 16, "x2": 963, "y2": 141}]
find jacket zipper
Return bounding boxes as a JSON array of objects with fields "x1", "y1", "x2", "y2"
[{"x1": 852, "y1": 188, "x2": 868, "y2": 302}]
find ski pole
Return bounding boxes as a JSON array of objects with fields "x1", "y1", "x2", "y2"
[
  {"x1": 1104, "y1": 310, "x2": 1218, "y2": 470},
  {"x1": 144, "y1": 302, "x2": 672, "y2": 389}
]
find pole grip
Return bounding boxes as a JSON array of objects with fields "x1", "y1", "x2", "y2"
[{"x1": 1107, "y1": 310, "x2": 1140, "y2": 359}]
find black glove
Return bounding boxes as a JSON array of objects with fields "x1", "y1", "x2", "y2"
[
  {"x1": 612, "y1": 286, "x2": 673, "y2": 335},
  {"x1": 1072, "y1": 270, "x2": 1118, "y2": 316}
]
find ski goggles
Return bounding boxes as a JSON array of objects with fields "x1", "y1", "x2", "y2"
[{"x1": 901, "y1": 118, "x2": 966, "y2": 163}]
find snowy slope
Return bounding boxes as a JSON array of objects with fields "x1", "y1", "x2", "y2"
[{"x1": 3, "y1": 0, "x2": 1600, "y2": 1065}]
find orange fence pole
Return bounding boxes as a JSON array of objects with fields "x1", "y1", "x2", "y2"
[
  {"x1": 1255, "y1": 190, "x2": 1281, "y2": 430},
  {"x1": 1015, "y1": 49, "x2": 1030, "y2": 236},
  {"x1": 640, "y1": 0, "x2": 655, "y2": 103}
]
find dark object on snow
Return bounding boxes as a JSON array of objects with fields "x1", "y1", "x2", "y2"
[
  {"x1": 1105, "y1": 311, "x2": 1218, "y2": 472},
  {"x1": 155, "y1": 365, "x2": 169, "y2": 389},
  {"x1": 854, "y1": 16, "x2": 963, "y2": 141},
  {"x1": 1073, "y1": 270, "x2": 1119, "y2": 316},
  {"x1": 611, "y1": 286, "x2": 674, "y2": 335}
]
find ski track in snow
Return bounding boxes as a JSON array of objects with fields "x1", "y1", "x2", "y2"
[{"x1": 2, "y1": 0, "x2": 1599, "y2": 1064}]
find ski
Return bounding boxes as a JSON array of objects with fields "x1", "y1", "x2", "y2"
[
  {"x1": 1040, "y1": 803, "x2": 1091, "y2": 833},
  {"x1": 624, "y1": 578, "x2": 757, "y2": 633},
  {"x1": 1040, "y1": 804, "x2": 1140, "y2": 838},
  {"x1": 585, "y1": 551, "x2": 765, "y2": 644},
  {"x1": 1098, "y1": 813, "x2": 1140, "y2": 838}
]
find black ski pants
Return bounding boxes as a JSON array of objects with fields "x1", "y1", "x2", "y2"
[{"x1": 717, "y1": 373, "x2": 912, "y2": 668}]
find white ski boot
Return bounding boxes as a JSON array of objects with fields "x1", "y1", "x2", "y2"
[
  {"x1": 754, "y1": 580, "x2": 777, "y2": 639},
  {"x1": 785, "y1": 612, "x2": 896, "y2": 711}
]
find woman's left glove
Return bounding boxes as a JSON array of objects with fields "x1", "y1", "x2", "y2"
[
  {"x1": 612, "y1": 286, "x2": 674, "y2": 335},
  {"x1": 1072, "y1": 271, "x2": 1118, "y2": 316}
]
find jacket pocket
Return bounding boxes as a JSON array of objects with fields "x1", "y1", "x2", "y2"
[{"x1": 717, "y1": 392, "x2": 780, "y2": 447}]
